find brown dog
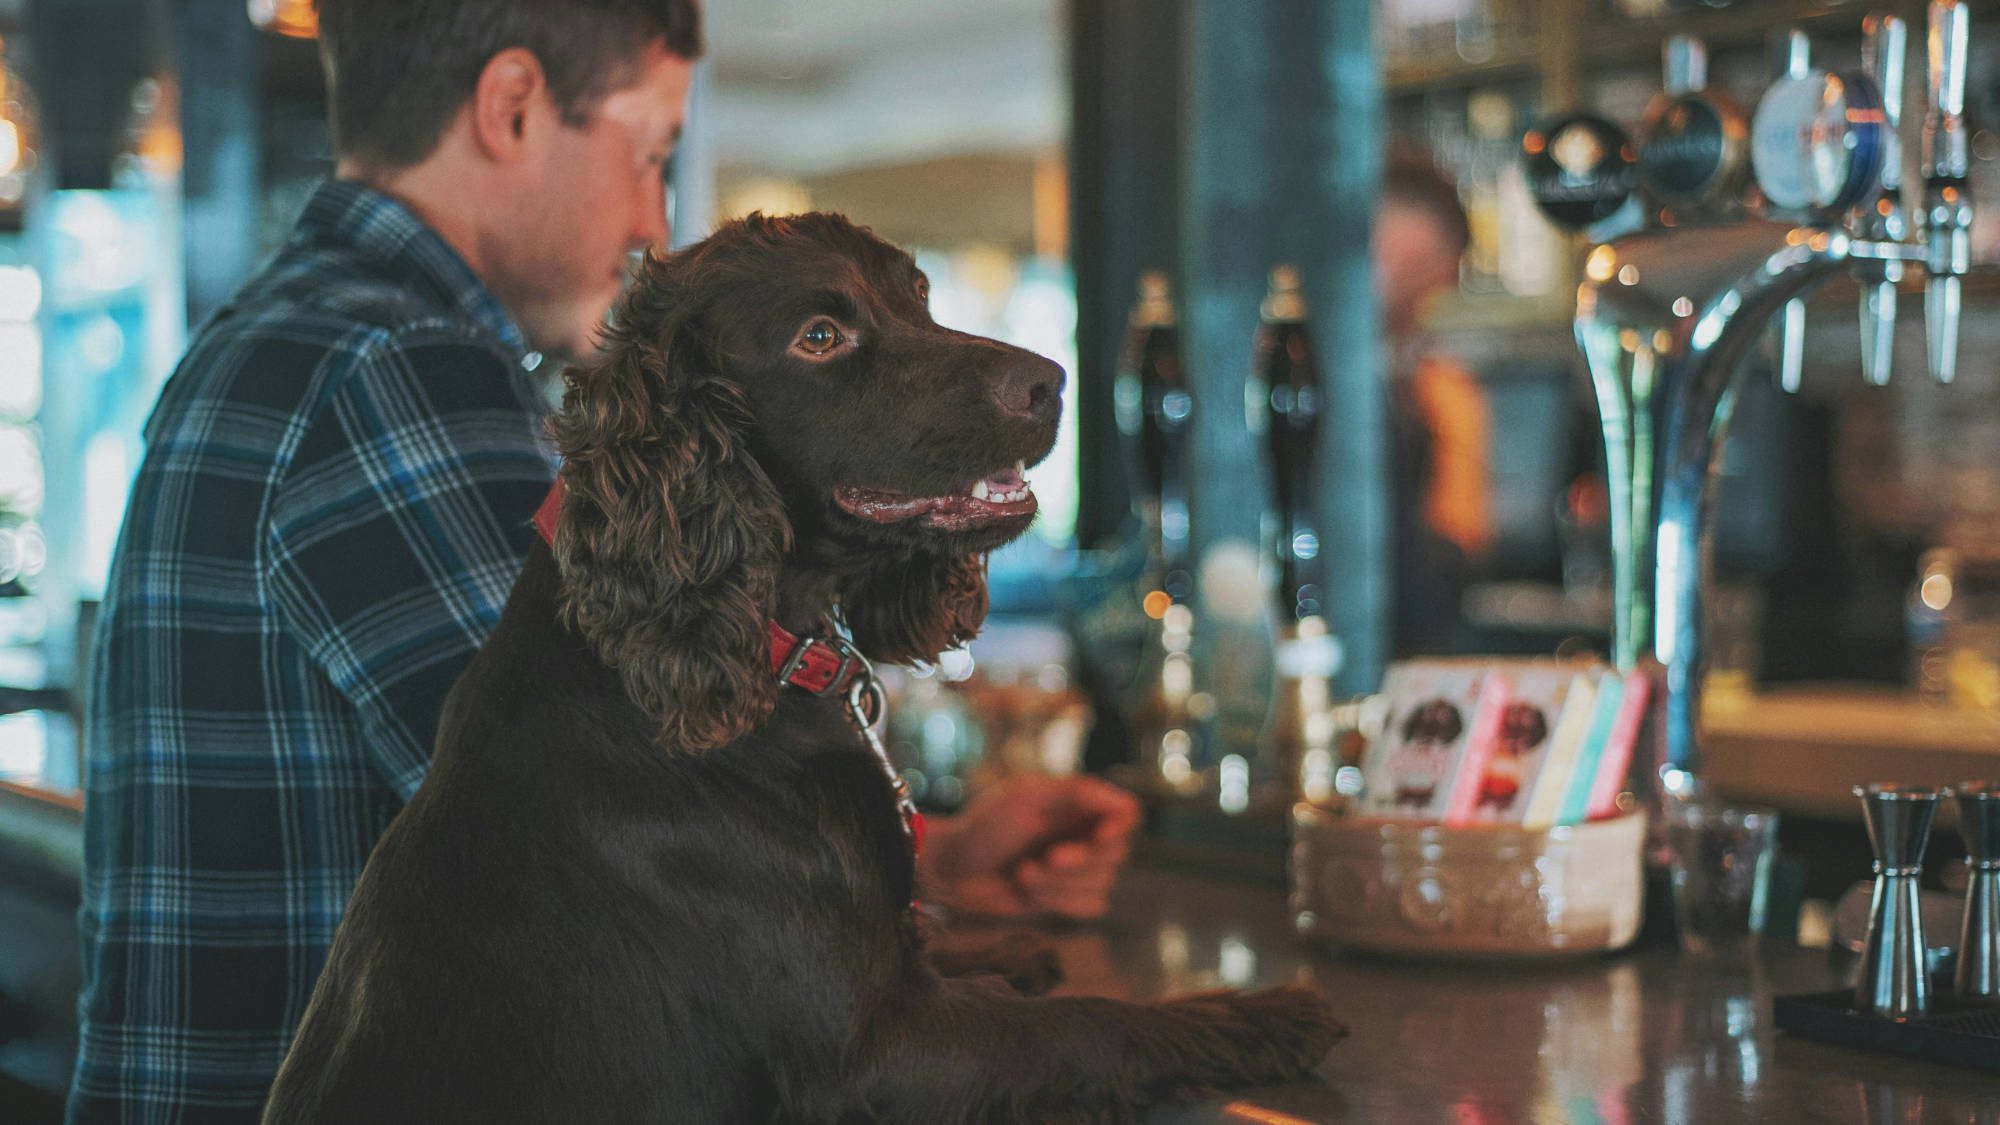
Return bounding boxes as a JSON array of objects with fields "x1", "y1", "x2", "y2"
[{"x1": 263, "y1": 213, "x2": 1343, "y2": 1123}]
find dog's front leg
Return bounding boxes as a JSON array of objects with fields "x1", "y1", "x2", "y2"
[
  {"x1": 922, "y1": 929, "x2": 1062, "y2": 995},
  {"x1": 851, "y1": 974, "x2": 1345, "y2": 1123}
]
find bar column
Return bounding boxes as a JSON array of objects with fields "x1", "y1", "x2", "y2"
[{"x1": 1181, "y1": 0, "x2": 1385, "y2": 696}]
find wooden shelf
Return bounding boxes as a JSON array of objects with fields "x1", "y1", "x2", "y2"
[
  {"x1": 1429, "y1": 288, "x2": 1577, "y2": 335},
  {"x1": 1384, "y1": 0, "x2": 2000, "y2": 98},
  {"x1": 1387, "y1": 37, "x2": 1541, "y2": 97},
  {"x1": 1577, "y1": 3, "x2": 1879, "y2": 71}
]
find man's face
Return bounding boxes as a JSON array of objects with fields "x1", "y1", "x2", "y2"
[
  {"x1": 504, "y1": 41, "x2": 693, "y2": 363},
  {"x1": 1373, "y1": 202, "x2": 1459, "y2": 334}
]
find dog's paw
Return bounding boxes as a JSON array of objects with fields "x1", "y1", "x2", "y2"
[
  {"x1": 1162, "y1": 985, "x2": 1347, "y2": 1090},
  {"x1": 1226, "y1": 985, "x2": 1348, "y2": 1072}
]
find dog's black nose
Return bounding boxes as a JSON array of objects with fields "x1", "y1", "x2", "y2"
[{"x1": 994, "y1": 355, "x2": 1065, "y2": 421}]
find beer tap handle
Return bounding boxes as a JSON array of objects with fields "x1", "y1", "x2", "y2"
[
  {"x1": 1924, "y1": 0, "x2": 1971, "y2": 384},
  {"x1": 1782, "y1": 28, "x2": 1811, "y2": 81},
  {"x1": 1664, "y1": 34, "x2": 1706, "y2": 95},
  {"x1": 1867, "y1": 15, "x2": 1907, "y2": 205},
  {"x1": 1779, "y1": 299, "x2": 1807, "y2": 393},
  {"x1": 1860, "y1": 280, "x2": 1897, "y2": 387},
  {"x1": 1775, "y1": 30, "x2": 1811, "y2": 394},
  {"x1": 1861, "y1": 14, "x2": 1907, "y2": 386}
]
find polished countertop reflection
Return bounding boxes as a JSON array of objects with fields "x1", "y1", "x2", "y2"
[{"x1": 1014, "y1": 863, "x2": 2000, "y2": 1124}]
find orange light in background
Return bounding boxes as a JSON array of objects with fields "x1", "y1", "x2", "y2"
[
  {"x1": 1142, "y1": 589, "x2": 1172, "y2": 619},
  {"x1": 0, "y1": 40, "x2": 39, "y2": 204},
  {"x1": 248, "y1": 0, "x2": 318, "y2": 38},
  {"x1": 129, "y1": 77, "x2": 183, "y2": 178},
  {"x1": 1031, "y1": 152, "x2": 1067, "y2": 262}
]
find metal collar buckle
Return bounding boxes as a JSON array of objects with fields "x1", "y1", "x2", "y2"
[{"x1": 774, "y1": 630, "x2": 874, "y2": 699}]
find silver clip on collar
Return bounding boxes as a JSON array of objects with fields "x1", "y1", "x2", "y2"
[{"x1": 845, "y1": 665, "x2": 919, "y2": 840}]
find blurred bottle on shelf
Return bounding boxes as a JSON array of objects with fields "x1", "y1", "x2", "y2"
[
  {"x1": 1907, "y1": 536, "x2": 2000, "y2": 715},
  {"x1": 1459, "y1": 89, "x2": 1514, "y2": 293},
  {"x1": 1457, "y1": 88, "x2": 1557, "y2": 297}
]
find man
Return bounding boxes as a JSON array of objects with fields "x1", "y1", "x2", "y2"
[
  {"x1": 1376, "y1": 149, "x2": 1494, "y2": 655},
  {"x1": 72, "y1": 2, "x2": 1136, "y2": 1119}
]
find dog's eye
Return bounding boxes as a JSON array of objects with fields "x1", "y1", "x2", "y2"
[
  {"x1": 796, "y1": 320, "x2": 845, "y2": 356},
  {"x1": 913, "y1": 275, "x2": 930, "y2": 303}
]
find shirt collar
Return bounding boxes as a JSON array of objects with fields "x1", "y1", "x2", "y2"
[{"x1": 295, "y1": 178, "x2": 537, "y2": 366}]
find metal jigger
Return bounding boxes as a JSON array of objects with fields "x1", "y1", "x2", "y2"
[
  {"x1": 1855, "y1": 784, "x2": 1943, "y2": 1019},
  {"x1": 1950, "y1": 781, "x2": 2000, "y2": 998}
]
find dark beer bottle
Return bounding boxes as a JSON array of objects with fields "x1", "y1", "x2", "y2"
[
  {"x1": 1250, "y1": 265, "x2": 1341, "y2": 810},
  {"x1": 1249, "y1": 264, "x2": 1322, "y2": 623},
  {"x1": 1116, "y1": 270, "x2": 1194, "y2": 603},
  {"x1": 1114, "y1": 271, "x2": 1204, "y2": 793}
]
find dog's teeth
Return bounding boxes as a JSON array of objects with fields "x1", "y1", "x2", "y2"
[
  {"x1": 972, "y1": 479, "x2": 989, "y2": 500},
  {"x1": 1014, "y1": 460, "x2": 1026, "y2": 475}
]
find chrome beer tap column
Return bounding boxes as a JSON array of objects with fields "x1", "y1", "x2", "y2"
[{"x1": 1530, "y1": 4, "x2": 1975, "y2": 793}]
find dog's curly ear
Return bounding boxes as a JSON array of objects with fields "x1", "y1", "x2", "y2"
[
  {"x1": 547, "y1": 262, "x2": 790, "y2": 752},
  {"x1": 843, "y1": 552, "x2": 989, "y2": 667}
]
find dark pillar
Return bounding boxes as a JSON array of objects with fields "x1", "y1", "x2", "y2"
[
  {"x1": 27, "y1": 0, "x2": 163, "y2": 190},
  {"x1": 1067, "y1": 0, "x2": 1181, "y2": 549},
  {"x1": 174, "y1": 0, "x2": 262, "y2": 325},
  {"x1": 1181, "y1": 0, "x2": 1385, "y2": 695}
]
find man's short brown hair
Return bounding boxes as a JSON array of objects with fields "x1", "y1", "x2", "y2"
[{"x1": 315, "y1": 0, "x2": 704, "y2": 169}]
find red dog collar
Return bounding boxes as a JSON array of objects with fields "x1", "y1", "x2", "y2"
[
  {"x1": 533, "y1": 476, "x2": 565, "y2": 546},
  {"x1": 532, "y1": 478, "x2": 868, "y2": 699},
  {"x1": 767, "y1": 623, "x2": 873, "y2": 698},
  {"x1": 531, "y1": 477, "x2": 921, "y2": 857}
]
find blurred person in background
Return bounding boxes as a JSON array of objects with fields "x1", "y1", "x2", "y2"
[
  {"x1": 71, "y1": 1, "x2": 1134, "y2": 1120},
  {"x1": 1376, "y1": 148, "x2": 1495, "y2": 655}
]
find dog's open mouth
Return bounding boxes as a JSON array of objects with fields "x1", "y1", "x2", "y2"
[{"x1": 834, "y1": 461, "x2": 1037, "y2": 530}]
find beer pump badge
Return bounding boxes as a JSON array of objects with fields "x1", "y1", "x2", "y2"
[
  {"x1": 1637, "y1": 93, "x2": 1747, "y2": 208},
  {"x1": 1523, "y1": 113, "x2": 1636, "y2": 229},
  {"x1": 1750, "y1": 70, "x2": 1886, "y2": 214}
]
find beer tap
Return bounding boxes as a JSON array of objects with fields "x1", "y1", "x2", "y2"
[
  {"x1": 1249, "y1": 265, "x2": 1341, "y2": 807},
  {"x1": 1773, "y1": 29, "x2": 1813, "y2": 395},
  {"x1": 1924, "y1": 0, "x2": 1971, "y2": 384},
  {"x1": 1527, "y1": 3, "x2": 1977, "y2": 790},
  {"x1": 1115, "y1": 271, "x2": 1205, "y2": 793},
  {"x1": 1859, "y1": 15, "x2": 1907, "y2": 386},
  {"x1": 1121, "y1": 271, "x2": 1195, "y2": 599}
]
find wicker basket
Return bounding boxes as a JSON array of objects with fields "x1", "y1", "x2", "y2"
[{"x1": 1289, "y1": 804, "x2": 1647, "y2": 958}]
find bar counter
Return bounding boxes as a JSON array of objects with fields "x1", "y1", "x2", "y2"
[{"x1": 1019, "y1": 862, "x2": 2000, "y2": 1123}]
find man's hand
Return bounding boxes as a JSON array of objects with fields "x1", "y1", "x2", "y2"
[{"x1": 920, "y1": 773, "x2": 1141, "y2": 921}]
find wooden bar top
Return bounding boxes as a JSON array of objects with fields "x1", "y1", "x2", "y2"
[{"x1": 1009, "y1": 861, "x2": 2000, "y2": 1123}]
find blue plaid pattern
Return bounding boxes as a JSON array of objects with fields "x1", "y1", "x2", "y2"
[{"x1": 70, "y1": 179, "x2": 558, "y2": 1123}]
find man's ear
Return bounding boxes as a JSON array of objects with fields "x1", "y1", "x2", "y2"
[{"x1": 468, "y1": 46, "x2": 548, "y2": 163}]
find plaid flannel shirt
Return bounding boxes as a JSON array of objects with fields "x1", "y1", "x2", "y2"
[{"x1": 70, "y1": 179, "x2": 557, "y2": 1123}]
